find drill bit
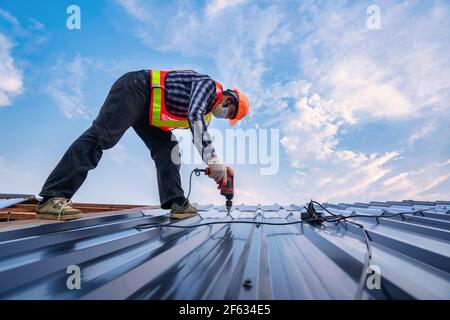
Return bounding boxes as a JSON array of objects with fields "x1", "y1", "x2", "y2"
[{"x1": 225, "y1": 198, "x2": 232, "y2": 215}]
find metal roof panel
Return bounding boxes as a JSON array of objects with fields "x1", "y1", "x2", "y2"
[{"x1": 0, "y1": 200, "x2": 449, "y2": 300}]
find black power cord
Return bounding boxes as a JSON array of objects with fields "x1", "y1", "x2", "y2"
[{"x1": 186, "y1": 168, "x2": 204, "y2": 200}]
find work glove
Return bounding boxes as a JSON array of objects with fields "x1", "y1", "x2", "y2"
[{"x1": 206, "y1": 157, "x2": 234, "y2": 187}]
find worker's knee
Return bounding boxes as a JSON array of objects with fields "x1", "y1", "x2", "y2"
[{"x1": 82, "y1": 122, "x2": 121, "y2": 151}]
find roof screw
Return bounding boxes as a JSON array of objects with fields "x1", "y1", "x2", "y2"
[{"x1": 243, "y1": 278, "x2": 253, "y2": 289}]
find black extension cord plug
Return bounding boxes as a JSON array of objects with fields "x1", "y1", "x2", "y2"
[{"x1": 301, "y1": 201, "x2": 324, "y2": 224}]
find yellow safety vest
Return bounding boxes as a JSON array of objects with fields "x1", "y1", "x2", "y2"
[{"x1": 149, "y1": 70, "x2": 223, "y2": 131}]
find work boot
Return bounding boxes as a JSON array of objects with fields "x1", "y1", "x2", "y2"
[
  {"x1": 170, "y1": 200, "x2": 197, "y2": 220},
  {"x1": 35, "y1": 197, "x2": 83, "y2": 221}
]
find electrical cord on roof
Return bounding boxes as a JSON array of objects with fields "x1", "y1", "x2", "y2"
[
  {"x1": 185, "y1": 167, "x2": 203, "y2": 201},
  {"x1": 135, "y1": 169, "x2": 435, "y2": 299}
]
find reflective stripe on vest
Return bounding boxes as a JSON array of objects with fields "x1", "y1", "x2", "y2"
[{"x1": 149, "y1": 70, "x2": 223, "y2": 131}]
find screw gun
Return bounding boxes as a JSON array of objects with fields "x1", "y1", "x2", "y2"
[{"x1": 195, "y1": 168, "x2": 234, "y2": 214}]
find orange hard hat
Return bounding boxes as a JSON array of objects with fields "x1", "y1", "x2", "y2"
[{"x1": 229, "y1": 88, "x2": 250, "y2": 126}]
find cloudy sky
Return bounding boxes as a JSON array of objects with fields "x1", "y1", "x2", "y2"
[{"x1": 1, "y1": 0, "x2": 449, "y2": 206}]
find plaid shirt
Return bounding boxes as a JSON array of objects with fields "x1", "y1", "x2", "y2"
[{"x1": 162, "y1": 70, "x2": 218, "y2": 163}]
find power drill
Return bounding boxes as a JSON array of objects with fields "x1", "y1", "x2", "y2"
[{"x1": 196, "y1": 168, "x2": 234, "y2": 214}]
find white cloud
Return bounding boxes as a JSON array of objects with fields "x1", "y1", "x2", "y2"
[
  {"x1": 0, "y1": 8, "x2": 20, "y2": 26},
  {"x1": 376, "y1": 159, "x2": 450, "y2": 200},
  {"x1": 280, "y1": 92, "x2": 450, "y2": 202},
  {"x1": 28, "y1": 18, "x2": 45, "y2": 31},
  {"x1": 280, "y1": 91, "x2": 401, "y2": 202},
  {"x1": 1, "y1": 7, "x2": 48, "y2": 54},
  {"x1": 326, "y1": 57, "x2": 411, "y2": 122},
  {"x1": 47, "y1": 55, "x2": 89, "y2": 118},
  {"x1": 0, "y1": 33, "x2": 23, "y2": 107},
  {"x1": 115, "y1": 0, "x2": 148, "y2": 21},
  {"x1": 298, "y1": 1, "x2": 450, "y2": 122},
  {"x1": 212, "y1": 5, "x2": 292, "y2": 99},
  {"x1": 205, "y1": 0, "x2": 246, "y2": 17},
  {"x1": 117, "y1": 0, "x2": 291, "y2": 110},
  {"x1": 276, "y1": 1, "x2": 450, "y2": 202},
  {"x1": 407, "y1": 121, "x2": 434, "y2": 146}
]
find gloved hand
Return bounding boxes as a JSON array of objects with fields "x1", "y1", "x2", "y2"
[{"x1": 206, "y1": 157, "x2": 234, "y2": 187}]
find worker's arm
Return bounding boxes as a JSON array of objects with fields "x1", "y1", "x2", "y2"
[
  {"x1": 187, "y1": 78, "x2": 230, "y2": 186},
  {"x1": 187, "y1": 78, "x2": 218, "y2": 164}
]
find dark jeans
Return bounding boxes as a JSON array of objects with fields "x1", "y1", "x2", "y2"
[{"x1": 39, "y1": 70, "x2": 184, "y2": 209}]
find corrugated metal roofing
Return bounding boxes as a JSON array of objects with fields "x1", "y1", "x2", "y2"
[
  {"x1": 0, "y1": 193, "x2": 157, "y2": 222},
  {"x1": 0, "y1": 200, "x2": 449, "y2": 300},
  {"x1": 0, "y1": 194, "x2": 35, "y2": 209}
]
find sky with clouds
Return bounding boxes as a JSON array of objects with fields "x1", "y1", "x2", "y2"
[{"x1": 0, "y1": 0, "x2": 449, "y2": 206}]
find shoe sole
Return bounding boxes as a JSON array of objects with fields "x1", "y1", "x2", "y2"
[
  {"x1": 36, "y1": 213, "x2": 84, "y2": 221},
  {"x1": 170, "y1": 213, "x2": 198, "y2": 220}
]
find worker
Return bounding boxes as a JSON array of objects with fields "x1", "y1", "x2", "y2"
[{"x1": 35, "y1": 70, "x2": 250, "y2": 220}]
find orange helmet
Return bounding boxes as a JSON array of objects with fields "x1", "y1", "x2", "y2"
[{"x1": 229, "y1": 88, "x2": 250, "y2": 125}]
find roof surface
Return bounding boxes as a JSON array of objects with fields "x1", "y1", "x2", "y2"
[
  {"x1": 0, "y1": 193, "x2": 155, "y2": 222},
  {"x1": 0, "y1": 200, "x2": 449, "y2": 300},
  {"x1": 0, "y1": 194, "x2": 36, "y2": 210}
]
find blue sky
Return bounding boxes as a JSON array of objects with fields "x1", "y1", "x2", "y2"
[{"x1": 1, "y1": 0, "x2": 449, "y2": 205}]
